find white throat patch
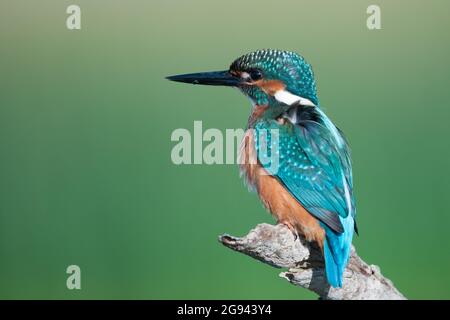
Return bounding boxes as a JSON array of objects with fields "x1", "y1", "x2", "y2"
[
  {"x1": 274, "y1": 90, "x2": 316, "y2": 107},
  {"x1": 275, "y1": 89, "x2": 345, "y2": 148}
]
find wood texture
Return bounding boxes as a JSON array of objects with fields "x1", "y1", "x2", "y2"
[{"x1": 219, "y1": 223, "x2": 406, "y2": 300}]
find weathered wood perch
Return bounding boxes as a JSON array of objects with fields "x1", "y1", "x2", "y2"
[{"x1": 219, "y1": 223, "x2": 405, "y2": 300}]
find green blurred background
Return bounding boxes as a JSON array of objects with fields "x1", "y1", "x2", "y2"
[{"x1": 1, "y1": 0, "x2": 449, "y2": 299}]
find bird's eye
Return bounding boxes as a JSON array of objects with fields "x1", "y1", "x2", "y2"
[{"x1": 249, "y1": 70, "x2": 263, "y2": 81}]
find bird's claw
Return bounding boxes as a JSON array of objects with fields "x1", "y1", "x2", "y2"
[{"x1": 279, "y1": 222, "x2": 299, "y2": 242}]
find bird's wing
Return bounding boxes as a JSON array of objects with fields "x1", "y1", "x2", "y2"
[{"x1": 254, "y1": 118, "x2": 355, "y2": 234}]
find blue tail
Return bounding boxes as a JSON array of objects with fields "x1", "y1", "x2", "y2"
[
  {"x1": 323, "y1": 236, "x2": 343, "y2": 287},
  {"x1": 321, "y1": 215, "x2": 354, "y2": 288}
]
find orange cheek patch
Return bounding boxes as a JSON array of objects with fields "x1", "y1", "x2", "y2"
[{"x1": 255, "y1": 79, "x2": 286, "y2": 95}]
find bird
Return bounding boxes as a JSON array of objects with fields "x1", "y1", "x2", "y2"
[{"x1": 167, "y1": 49, "x2": 357, "y2": 288}]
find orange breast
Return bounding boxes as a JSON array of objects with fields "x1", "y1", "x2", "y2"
[{"x1": 239, "y1": 129, "x2": 325, "y2": 246}]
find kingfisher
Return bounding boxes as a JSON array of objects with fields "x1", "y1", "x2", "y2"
[{"x1": 167, "y1": 49, "x2": 357, "y2": 288}]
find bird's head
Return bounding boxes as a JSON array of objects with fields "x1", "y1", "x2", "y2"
[{"x1": 167, "y1": 49, "x2": 319, "y2": 116}]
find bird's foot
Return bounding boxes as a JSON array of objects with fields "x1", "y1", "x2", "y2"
[{"x1": 278, "y1": 221, "x2": 299, "y2": 241}]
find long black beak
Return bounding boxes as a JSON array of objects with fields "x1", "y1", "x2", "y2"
[{"x1": 166, "y1": 70, "x2": 241, "y2": 87}]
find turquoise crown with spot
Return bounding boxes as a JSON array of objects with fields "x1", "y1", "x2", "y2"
[{"x1": 230, "y1": 49, "x2": 319, "y2": 106}]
